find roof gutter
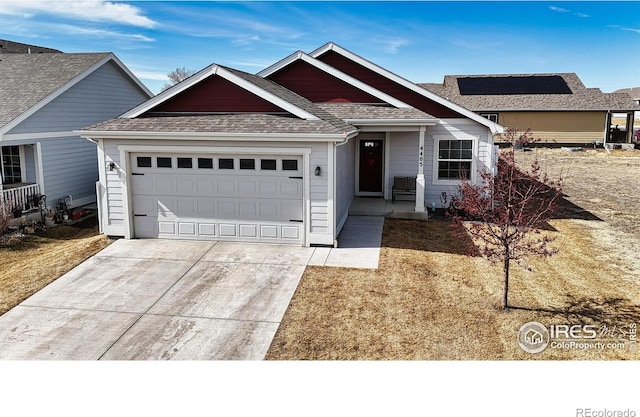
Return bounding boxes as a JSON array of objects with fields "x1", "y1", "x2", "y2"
[
  {"x1": 75, "y1": 129, "x2": 360, "y2": 143},
  {"x1": 345, "y1": 118, "x2": 438, "y2": 126}
]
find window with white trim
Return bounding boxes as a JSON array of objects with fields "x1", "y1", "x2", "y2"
[
  {"x1": 1, "y1": 145, "x2": 22, "y2": 184},
  {"x1": 480, "y1": 113, "x2": 499, "y2": 123},
  {"x1": 436, "y1": 139, "x2": 473, "y2": 180}
]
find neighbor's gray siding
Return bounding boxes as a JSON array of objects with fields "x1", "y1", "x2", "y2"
[
  {"x1": 7, "y1": 61, "x2": 150, "y2": 135},
  {"x1": 39, "y1": 135, "x2": 98, "y2": 204},
  {"x1": 23, "y1": 145, "x2": 37, "y2": 183},
  {"x1": 5, "y1": 60, "x2": 150, "y2": 206},
  {"x1": 335, "y1": 136, "x2": 355, "y2": 234}
]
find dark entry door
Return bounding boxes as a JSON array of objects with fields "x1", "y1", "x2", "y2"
[{"x1": 358, "y1": 139, "x2": 383, "y2": 193}]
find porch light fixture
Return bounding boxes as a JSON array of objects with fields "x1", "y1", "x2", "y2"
[
  {"x1": 108, "y1": 162, "x2": 116, "y2": 172},
  {"x1": 315, "y1": 166, "x2": 321, "y2": 176}
]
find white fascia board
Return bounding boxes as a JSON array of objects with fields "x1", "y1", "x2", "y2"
[
  {"x1": 258, "y1": 51, "x2": 411, "y2": 109},
  {"x1": 257, "y1": 50, "x2": 304, "y2": 78},
  {"x1": 76, "y1": 129, "x2": 357, "y2": 142},
  {"x1": 215, "y1": 66, "x2": 319, "y2": 120},
  {"x1": 259, "y1": 51, "x2": 411, "y2": 108},
  {"x1": 309, "y1": 43, "x2": 504, "y2": 134},
  {"x1": 120, "y1": 63, "x2": 319, "y2": 121},
  {"x1": 108, "y1": 54, "x2": 154, "y2": 98},
  {"x1": 120, "y1": 64, "x2": 219, "y2": 118},
  {"x1": 1, "y1": 54, "x2": 116, "y2": 135}
]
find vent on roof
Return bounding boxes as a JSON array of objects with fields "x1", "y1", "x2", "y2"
[{"x1": 458, "y1": 75, "x2": 572, "y2": 95}]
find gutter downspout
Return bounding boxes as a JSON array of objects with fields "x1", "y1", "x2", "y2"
[{"x1": 333, "y1": 129, "x2": 359, "y2": 247}]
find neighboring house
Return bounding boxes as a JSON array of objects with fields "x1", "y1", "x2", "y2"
[
  {"x1": 613, "y1": 87, "x2": 640, "y2": 106},
  {"x1": 0, "y1": 39, "x2": 62, "y2": 54},
  {"x1": 79, "y1": 42, "x2": 502, "y2": 246},
  {"x1": 421, "y1": 73, "x2": 640, "y2": 145},
  {"x1": 0, "y1": 49, "x2": 153, "y2": 214}
]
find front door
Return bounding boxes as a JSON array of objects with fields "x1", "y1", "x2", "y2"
[{"x1": 358, "y1": 139, "x2": 384, "y2": 195}]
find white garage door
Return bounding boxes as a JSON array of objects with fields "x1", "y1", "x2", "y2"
[{"x1": 130, "y1": 153, "x2": 304, "y2": 243}]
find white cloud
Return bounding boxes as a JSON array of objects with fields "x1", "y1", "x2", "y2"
[
  {"x1": 56, "y1": 23, "x2": 154, "y2": 42},
  {"x1": 376, "y1": 38, "x2": 409, "y2": 54},
  {"x1": 621, "y1": 27, "x2": 640, "y2": 34},
  {"x1": 549, "y1": 6, "x2": 571, "y2": 13},
  {"x1": 0, "y1": 0, "x2": 156, "y2": 28}
]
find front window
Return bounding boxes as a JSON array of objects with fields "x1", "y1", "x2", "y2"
[
  {"x1": 1, "y1": 146, "x2": 22, "y2": 184},
  {"x1": 436, "y1": 139, "x2": 473, "y2": 180}
]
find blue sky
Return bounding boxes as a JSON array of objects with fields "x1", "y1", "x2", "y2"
[{"x1": 0, "y1": 1, "x2": 639, "y2": 94}]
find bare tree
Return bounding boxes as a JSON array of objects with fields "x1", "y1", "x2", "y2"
[
  {"x1": 451, "y1": 129, "x2": 563, "y2": 309},
  {"x1": 161, "y1": 67, "x2": 195, "y2": 91}
]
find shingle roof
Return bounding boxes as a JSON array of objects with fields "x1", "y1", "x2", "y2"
[
  {"x1": 0, "y1": 39, "x2": 62, "y2": 54},
  {"x1": 83, "y1": 113, "x2": 357, "y2": 136},
  {"x1": 0, "y1": 53, "x2": 110, "y2": 128},
  {"x1": 317, "y1": 103, "x2": 435, "y2": 120},
  {"x1": 613, "y1": 87, "x2": 640, "y2": 100},
  {"x1": 420, "y1": 73, "x2": 640, "y2": 112},
  {"x1": 86, "y1": 65, "x2": 435, "y2": 137}
]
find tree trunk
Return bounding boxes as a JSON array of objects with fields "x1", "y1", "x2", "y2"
[{"x1": 502, "y1": 255, "x2": 510, "y2": 309}]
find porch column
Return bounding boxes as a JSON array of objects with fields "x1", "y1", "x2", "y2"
[{"x1": 415, "y1": 126, "x2": 426, "y2": 212}]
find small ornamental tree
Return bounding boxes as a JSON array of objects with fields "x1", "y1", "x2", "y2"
[{"x1": 451, "y1": 129, "x2": 563, "y2": 309}]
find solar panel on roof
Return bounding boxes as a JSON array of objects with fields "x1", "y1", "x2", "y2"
[{"x1": 457, "y1": 75, "x2": 572, "y2": 95}]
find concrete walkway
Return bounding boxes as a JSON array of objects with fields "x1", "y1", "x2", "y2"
[
  {"x1": 0, "y1": 217, "x2": 385, "y2": 360},
  {"x1": 308, "y1": 216, "x2": 384, "y2": 269}
]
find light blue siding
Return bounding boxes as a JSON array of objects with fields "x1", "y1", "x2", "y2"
[
  {"x1": 9, "y1": 61, "x2": 150, "y2": 134},
  {"x1": 23, "y1": 145, "x2": 37, "y2": 183},
  {"x1": 5, "y1": 59, "x2": 150, "y2": 207},
  {"x1": 40, "y1": 136, "x2": 98, "y2": 204}
]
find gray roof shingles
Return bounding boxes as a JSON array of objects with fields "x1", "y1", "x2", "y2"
[
  {"x1": 0, "y1": 53, "x2": 110, "y2": 128},
  {"x1": 0, "y1": 39, "x2": 62, "y2": 54},
  {"x1": 420, "y1": 73, "x2": 640, "y2": 112},
  {"x1": 84, "y1": 66, "x2": 434, "y2": 137},
  {"x1": 84, "y1": 113, "x2": 356, "y2": 135}
]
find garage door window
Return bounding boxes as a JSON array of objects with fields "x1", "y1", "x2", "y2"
[
  {"x1": 282, "y1": 159, "x2": 298, "y2": 171},
  {"x1": 177, "y1": 157, "x2": 193, "y2": 169},
  {"x1": 240, "y1": 159, "x2": 255, "y2": 170},
  {"x1": 137, "y1": 157, "x2": 152, "y2": 168},
  {"x1": 157, "y1": 157, "x2": 172, "y2": 168},
  {"x1": 198, "y1": 158, "x2": 213, "y2": 169},
  {"x1": 261, "y1": 159, "x2": 276, "y2": 170},
  {"x1": 219, "y1": 158, "x2": 234, "y2": 169}
]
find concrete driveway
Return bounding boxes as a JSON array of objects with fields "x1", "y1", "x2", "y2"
[{"x1": 0, "y1": 239, "x2": 315, "y2": 360}]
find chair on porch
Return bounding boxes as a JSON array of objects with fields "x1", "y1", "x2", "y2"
[{"x1": 391, "y1": 176, "x2": 417, "y2": 203}]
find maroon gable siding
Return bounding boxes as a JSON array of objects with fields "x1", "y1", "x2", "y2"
[
  {"x1": 266, "y1": 60, "x2": 384, "y2": 104},
  {"x1": 149, "y1": 76, "x2": 285, "y2": 113},
  {"x1": 316, "y1": 50, "x2": 464, "y2": 118}
]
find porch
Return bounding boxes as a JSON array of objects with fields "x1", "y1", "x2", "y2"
[
  {"x1": 348, "y1": 197, "x2": 429, "y2": 220},
  {"x1": 0, "y1": 183, "x2": 42, "y2": 213}
]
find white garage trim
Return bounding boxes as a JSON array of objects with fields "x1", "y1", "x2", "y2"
[{"x1": 117, "y1": 145, "x2": 311, "y2": 245}]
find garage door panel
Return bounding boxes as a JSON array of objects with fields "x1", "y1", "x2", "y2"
[
  {"x1": 238, "y1": 178, "x2": 257, "y2": 195},
  {"x1": 281, "y1": 181, "x2": 302, "y2": 198},
  {"x1": 131, "y1": 153, "x2": 304, "y2": 244}
]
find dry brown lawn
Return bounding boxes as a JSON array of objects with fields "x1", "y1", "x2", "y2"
[
  {"x1": 267, "y1": 150, "x2": 640, "y2": 360},
  {"x1": 0, "y1": 220, "x2": 111, "y2": 315}
]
